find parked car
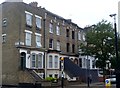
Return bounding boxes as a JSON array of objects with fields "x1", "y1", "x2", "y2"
[{"x1": 106, "y1": 75, "x2": 116, "y2": 84}]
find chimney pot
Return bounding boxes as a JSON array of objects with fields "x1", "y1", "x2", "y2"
[{"x1": 29, "y1": 2, "x2": 38, "y2": 7}]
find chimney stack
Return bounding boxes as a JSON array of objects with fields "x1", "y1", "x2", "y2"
[
  {"x1": 29, "y1": 2, "x2": 38, "y2": 7},
  {"x1": 67, "y1": 19, "x2": 72, "y2": 22}
]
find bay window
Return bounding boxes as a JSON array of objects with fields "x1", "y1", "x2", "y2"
[
  {"x1": 31, "y1": 53, "x2": 36, "y2": 68},
  {"x1": 38, "y1": 54, "x2": 43, "y2": 68},
  {"x1": 49, "y1": 55, "x2": 53, "y2": 68},
  {"x1": 54, "y1": 56, "x2": 59, "y2": 68}
]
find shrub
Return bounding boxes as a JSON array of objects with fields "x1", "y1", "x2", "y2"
[{"x1": 45, "y1": 77, "x2": 58, "y2": 82}]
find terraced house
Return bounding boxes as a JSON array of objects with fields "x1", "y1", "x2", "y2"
[{"x1": 1, "y1": 1, "x2": 98, "y2": 86}]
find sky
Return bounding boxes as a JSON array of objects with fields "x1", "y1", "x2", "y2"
[{"x1": 0, "y1": 0, "x2": 120, "y2": 28}]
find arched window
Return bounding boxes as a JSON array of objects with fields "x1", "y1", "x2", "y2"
[
  {"x1": 74, "y1": 58, "x2": 78, "y2": 65},
  {"x1": 71, "y1": 58, "x2": 73, "y2": 61}
]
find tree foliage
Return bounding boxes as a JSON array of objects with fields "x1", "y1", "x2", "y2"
[{"x1": 80, "y1": 20, "x2": 115, "y2": 69}]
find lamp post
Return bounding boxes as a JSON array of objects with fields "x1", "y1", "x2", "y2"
[
  {"x1": 86, "y1": 42, "x2": 90, "y2": 88},
  {"x1": 60, "y1": 57, "x2": 64, "y2": 88},
  {"x1": 109, "y1": 14, "x2": 120, "y2": 88}
]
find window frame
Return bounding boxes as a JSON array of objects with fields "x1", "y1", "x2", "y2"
[
  {"x1": 49, "y1": 74, "x2": 53, "y2": 77},
  {"x1": 35, "y1": 33, "x2": 42, "y2": 48},
  {"x1": 66, "y1": 29, "x2": 69, "y2": 37},
  {"x1": 49, "y1": 22, "x2": 53, "y2": 33},
  {"x1": 31, "y1": 53, "x2": 36, "y2": 68},
  {"x1": 56, "y1": 25, "x2": 60, "y2": 35},
  {"x1": 78, "y1": 31, "x2": 81, "y2": 40},
  {"x1": 54, "y1": 74, "x2": 58, "y2": 78},
  {"x1": 30, "y1": 52, "x2": 44, "y2": 69},
  {"x1": 35, "y1": 15, "x2": 42, "y2": 29},
  {"x1": 72, "y1": 44, "x2": 75, "y2": 53},
  {"x1": 92, "y1": 60, "x2": 95, "y2": 68},
  {"x1": 2, "y1": 34, "x2": 6, "y2": 43},
  {"x1": 56, "y1": 40, "x2": 60, "y2": 51},
  {"x1": 54, "y1": 56, "x2": 59, "y2": 69},
  {"x1": 72, "y1": 31, "x2": 75, "y2": 39},
  {"x1": 49, "y1": 39, "x2": 53, "y2": 49},
  {"x1": 66, "y1": 43, "x2": 70, "y2": 52},
  {"x1": 25, "y1": 11, "x2": 33, "y2": 26},
  {"x1": 25, "y1": 30, "x2": 32, "y2": 46},
  {"x1": 48, "y1": 55, "x2": 53, "y2": 68},
  {"x1": 38, "y1": 53, "x2": 43, "y2": 68}
]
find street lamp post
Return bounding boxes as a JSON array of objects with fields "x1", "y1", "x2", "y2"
[
  {"x1": 86, "y1": 42, "x2": 90, "y2": 88},
  {"x1": 60, "y1": 57, "x2": 64, "y2": 88},
  {"x1": 109, "y1": 14, "x2": 120, "y2": 88}
]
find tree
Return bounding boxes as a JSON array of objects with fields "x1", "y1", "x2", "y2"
[
  {"x1": 80, "y1": 20, "x2": 115, "y2": 81},
  {"x1": 111, "y1": 39, "x2": 120, "y2": 69}
]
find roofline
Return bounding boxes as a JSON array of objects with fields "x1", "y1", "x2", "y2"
[{"x1": 2, "y1": 1, "x2": 83, "y2": 29}]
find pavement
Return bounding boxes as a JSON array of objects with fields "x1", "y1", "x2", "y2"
[
  {"x1": 1, "y1": 82, "x2": 115, "y2": 88},
  {"x1": 56, "y1": 82, "x2": 116, "y2": 88}
]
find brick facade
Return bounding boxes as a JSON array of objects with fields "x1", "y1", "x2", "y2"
[{"x1": 2, "y1": 2, "x2": 84, "y2": 85}]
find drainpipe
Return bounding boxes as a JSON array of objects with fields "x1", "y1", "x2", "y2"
[{"x1": 43, "y1": 13, "x2": 47, "y2": 78}]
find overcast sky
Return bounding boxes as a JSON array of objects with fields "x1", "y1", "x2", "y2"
[{"x1": 0, "y1": 0, "x2": 120, "y2": 28}]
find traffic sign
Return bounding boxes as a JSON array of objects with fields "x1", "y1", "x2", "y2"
[{"x1": 105, "y1": 79, "x2": 111, "y2": 87}]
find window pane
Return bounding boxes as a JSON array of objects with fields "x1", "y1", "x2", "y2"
[
  {"x1": 36, "y1": 35, "x2": 41, "y2": 47},
  {"x1": 83, "y1": 58, "x2": 86, "y2": 68},
  {"x1": 72, "y1": 31, "x2": 75, "y2": 39},
  {"x1": 78, "y1": 32, "x2": 81, "y2": 40},
  {"x1": 83, "y1": 34, "x2": 85, "y2": 41},
  {"x1": 49, "y1": 39, "x2": 53, "y2": 48},
  {"x1": 49, "y1": 56, "x2": 53, "y2": 68},
  {"x1": 38, "y1": 54, "x2": 43, "y2": 68},
  {"x1": 55, "y1": 74, "x2": 58, "y2": 78},
  {"x1": 26, "y1": 32, "x2": 31, "y2": 46},
  {"x1": 49, "y1": 23, "x2": 53, "y2": 33},
  {"x1": 66, "y1": 29, "x2": 69, "y2": 37},
  {"x1": 79, "y1": 58, "x2": 82, "y2": 67},
  {"x1": 57, "y1": 41, "x2": 60, "y2": 50},
  {"x1": 56, "y1": 26, "x2": 60, "y2": 35},
  {"x1": 72, "y1": 44, "x2": 75, "y2": 53},
  {"x1": 49, "y1": 74, "x2": 52, "y2": 77},
  {"x1": 36, "y1": 17, "x2": 41, "y2": 28},
  {"x1": 54, "y1": 56, "x2": 58, "y2": 68},
  {"x1": 26, "y1": 13, "x2": 32, "y2": 26},
  {"x1": 32, "y1": 54, "x2": 36, "y2": 68},
  {"x1": 66, "y1": 43, "x2": 69, "y2": 52},
  {"x1": 92, "y1": 60, "x2": 95, "y2": 68},
  {"x1": 2, "y1": 34, "x2": 6, "y2": 43}
]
